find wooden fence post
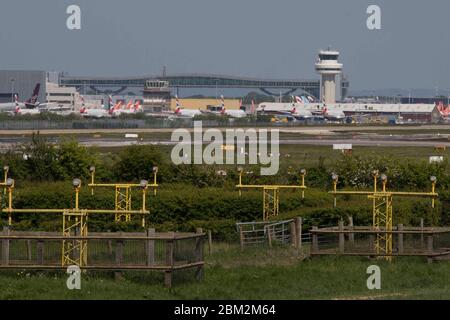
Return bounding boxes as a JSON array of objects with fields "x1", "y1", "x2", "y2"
[
  {"x1": 164, "y1": 232, "x2": 175, "y2": 288},
  {"x1": 338, "y1": 220, "x2": 345, "y2": 254},
  {"x1": 397, "y1": 224, "x2": 404, "y2": 255},
  {"x1": 295, "y1": 217, "x2": 302, "y2": 251},
  {"x1": 2, "y1": 227, "x2": 9, "y2": 265},
  {"x1": 348, "y1": 216, "x2": 355, "y2": 245},
  {"x1": 207, "y1": 230, "x2": 213, "y2": 255},
  {"x1": 107, "y1": 230, "x2": 113, "y2": 255},
  {"x1": 369, "y1": 233, "x2": 375, "y2": 257},
  {"x1": 267, "y1": 226, "x2": 273, "y2": 248},
  {"x1": 420, "y1": 218, "x2": 424, "y2": 249},
  {"x1": 195, "y1": 228, "x2": 204, "y2": 281},
  {"x1": 290, "y1": 222, "x2": 296, "y2": 247},
  {"x1": 427, "y1": 233, "x2": 434, "y2": 264},
  {"x1": 239, "y1": 226, "x2": 244, "y2": 251},
  {"x1": 115, "y1": 237, "x2": 124, "y2": 280},
  {"x1": 26, "y1": 240, "x2": 32, "y2": 261},
  {"x1": 37, "y1": 239, "x2": 44, "y2": 265},
  {"x1": 311, "y1": 226, "x2": 318, "y2": 254},
  {"x1": 146, "y1": 228, "x2": 155, "y2": 266}
]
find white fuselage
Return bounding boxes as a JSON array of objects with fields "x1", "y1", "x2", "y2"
[
  {"x1": 222, "y1": 109, "x2": 247, "y2": 118},
  {"x1": 174, "y1": 108, "x2": 202, "y2": 118},
  {"x1": 81, "y1": 108, "x2": 111, "y2": 118}
]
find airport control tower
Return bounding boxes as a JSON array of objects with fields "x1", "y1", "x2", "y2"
[{"x1": 315, "y1": 49, "x2": 343, "y2": 104}]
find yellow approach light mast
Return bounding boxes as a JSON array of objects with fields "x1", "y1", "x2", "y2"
[
  {"x1": 236, "y1": 167, "x2": 307, "y2": 221},
  {"x1": 330, "y1": 171, "x2": 438, "y2": 260},
  {"x1": 0, "y1": 166, "x2": 159, "y2": 267},
  {"x1": 88, "y1": 165, "x2": 159, "y2": 224}
]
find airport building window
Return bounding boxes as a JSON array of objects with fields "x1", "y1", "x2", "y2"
[{"x1": 319, "y1": 54, "x2": 338, "y2": 61}]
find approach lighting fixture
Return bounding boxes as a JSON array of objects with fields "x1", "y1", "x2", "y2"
[
  {"x1": 5, "y1": 178, "x2": 14, "y2": 187},
  {"x1": 72, "y1": 178, "x2": 81, "y2": 188},
  {"x1": 140, "y1": 180, "x2": 149, "y2": 189}
]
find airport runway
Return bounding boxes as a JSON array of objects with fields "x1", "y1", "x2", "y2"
[
  {"x1": 71, "y1": 139, "x2": 450, "y2": 148},
  {"x1": 0, "y1": 138, "x2": 447, "y2": 150},
  {"x1": 0, "y1": 125, "x2": 449, "y2": 150},
  {"x1": 0, "y1": 124, "x2": 450, "y2": 136}
]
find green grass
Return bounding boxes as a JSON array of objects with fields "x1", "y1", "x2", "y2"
[{"x1": 1, "y1": 245, "x2": 449, "y2": 300}]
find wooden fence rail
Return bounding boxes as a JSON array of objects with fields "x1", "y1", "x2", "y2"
[
  {"x1": 310, "y1": 223, "x2": 450, "y2": 263},
  {"x1": 0, "y1": 228, "x2": 205, "y2": 287}
]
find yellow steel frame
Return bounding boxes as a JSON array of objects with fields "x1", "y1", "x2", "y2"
[
  {"x1": 62, "y1": 209, "x2": 88, "y2": 267},
  {"x1": 370, "y1": 194, "x2": 393, "y2": 260},
  {"x1": 0, "y1": 173, "x2": 150, "y2": 268},
  {"x1": 115, "y1": 186, "x2": 132, "y2": 222},
  {"x1": 237, "y1": 170, "x2": 307, "y2": 221},
  {"x1": 89, "y1": 166, "x2": 158, "y2": 224},
  {"x1": 330, "y1": 172, "x2": 437, "y2": 261},
  {"x1": 263, "y1": 187, "x2": 280, "y2": 220}
]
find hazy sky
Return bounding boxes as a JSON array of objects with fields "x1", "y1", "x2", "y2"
[{"x1": 0, "y1": 0, "x2": 449, "y2": 91}]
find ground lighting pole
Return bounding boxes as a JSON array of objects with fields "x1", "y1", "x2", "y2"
[
  {"x1": 237, "y1": 167, "x2": 307, "y2": 221},
  {"x1": 89, "y1": 165, "x2": 158, "y2": 224},
  {"x1": 330, "y1": 172, "x2": 438, "y2": 261}
]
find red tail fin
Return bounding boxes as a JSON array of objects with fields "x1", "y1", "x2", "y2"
[
  {"x1": 134, "y1": 101, "x2": 141, "y2": 111},
  {"x1": 27, "y1": 83, "x2": 40, "y2": 105}
]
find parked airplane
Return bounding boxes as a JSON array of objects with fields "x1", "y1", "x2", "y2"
[
  {"x1": 313, "y1": 105, "x2": 346, "y2": 121},
  {"x1": 290, "y1": 106, "x2": 313, "y2": 120},
  {"x1": 14, "y1": 106, "x2": 41, "y2": 115},
  {"x1": 79, "y1": 95, "x2": 112, "y2": 118},
  {"x1": 0, "y1": 83, "x2": 48, "y2": 112},
  {"x1": 0, "y1": 94, "x2": 20, "y2": 112},
  {"x1": 220, "y1": 106, "x2": 246, "y2": 118},
  {"x1": 111, "y1": 100, "x2": 142, "y2": 116},
  {"x1": 173, "y1": 96, "x2": 202, "y2": 118}
]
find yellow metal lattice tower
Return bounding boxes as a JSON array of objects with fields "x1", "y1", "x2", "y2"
[
  {"x1": 237, "y1": 168, "x2": 307, "y2": 221},
  {"x1": 115, "y1": 186, "x2": 132, "y2": 222},
  {"x1": 330, "y1": 171, "x2": 438, "y2": 260},
  {"x1": 370, "y1": 194, "x2": 393, "y2": 259},
  {"x1": 62, "y1": 209, "x2": 88, "y2": 267},
  {"x1": 89, "y1": 166, "x2": 159, "y2": 223},
  {"x1": 0, "y1": 171, "x2": 153, "y2": 268},
  {"x1": 263, "y1": 187, "x2": 280, "y2": 220}
]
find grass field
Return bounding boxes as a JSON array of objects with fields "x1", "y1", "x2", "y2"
[{"x1": 1, "y1": 245, "x2": 449, "y2": 300}]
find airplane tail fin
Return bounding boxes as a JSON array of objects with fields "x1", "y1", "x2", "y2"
[
  {"x1": 108, "y1": 96, "x2": 114, "y2": 110},
  {"x1": 126, "y1": 100, "x2": 133, "y2": 110},
  {"x1": 27, "y1": 83, "x2": 40, "y2": 105}
]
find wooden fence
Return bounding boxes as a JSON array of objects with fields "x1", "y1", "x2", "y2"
[
  {"x1": 0, "y1": 227, "x2": 205, "y2": 287},
  {"x1": 310, "y1": 223, "x2": 450, "y2": 263}
]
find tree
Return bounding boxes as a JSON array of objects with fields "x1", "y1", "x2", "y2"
[
  {"x1": 23, "y1": 132, "x2": 61, "y2": 181},
  {"x1": 57, "y1": 138, "x2": 98, "y2": 180},
  {"x1": 114, "y1": 145, "x2": 168, "y2": 182}
]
